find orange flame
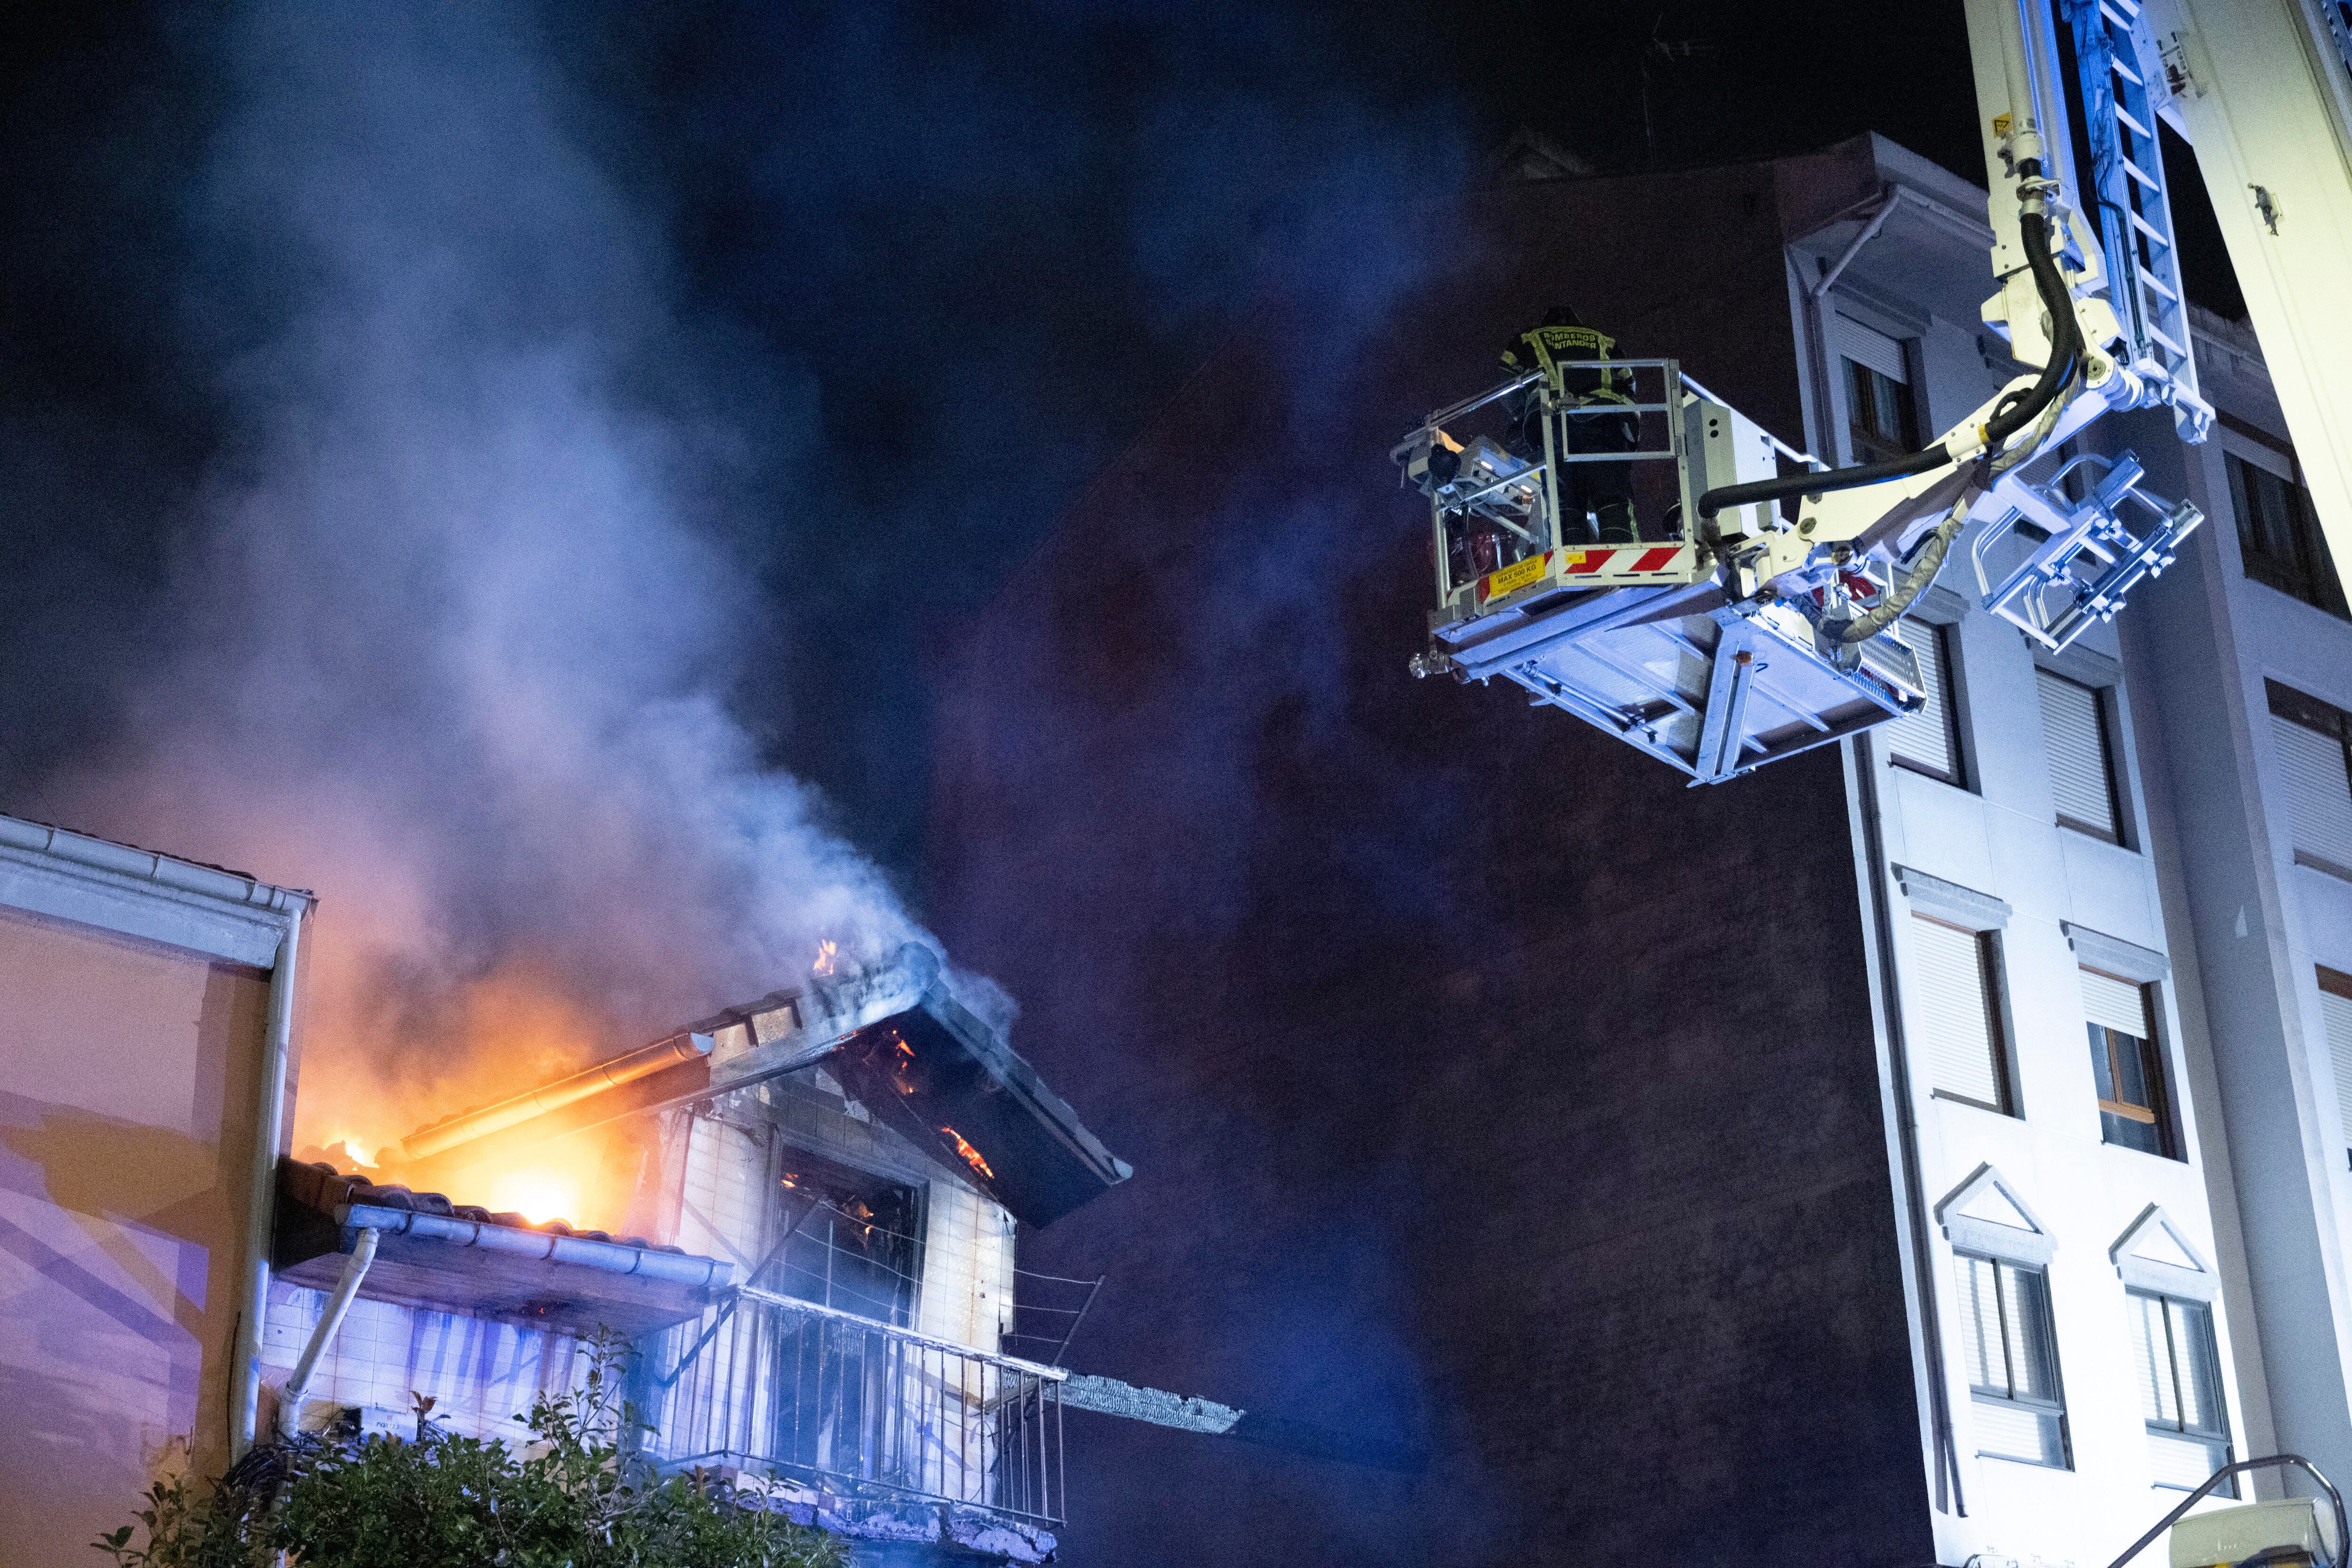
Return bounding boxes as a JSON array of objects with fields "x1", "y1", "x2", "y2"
[
  {"x1": 484, "y1": 1165, "x2": 584, "y2": 1226},
  {"x1": 323, "y1": 1136, "x2": 378, "y2": 1170},
  {"x1": 813, "y1": 939, "x2": 840, "y2": 977},
  {"x1": 940, "y1": 1125, "x2": 995, "y2": 1181}
]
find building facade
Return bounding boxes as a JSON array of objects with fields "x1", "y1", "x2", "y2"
[
  {"x1": 1789, "y1": 133, "x2": 2352, "y2": 1568},
  {"x1": 0, "y1": 814, "x2": 309, "y2": 1568},
  {"x1": 919, "y1": 133, "x2": 2352, "y2": 1566}
]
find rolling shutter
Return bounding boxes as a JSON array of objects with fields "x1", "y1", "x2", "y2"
[
  {"x1": 1911, "y1": 914, "x2": 2005, "y2": 1108},
  {"x1": 2038, "y1": 669, "x2": 2119, "y2": 838},
  {"x1": 1887, "y1": 619, "x2": 1957, "y2": 781},
  {"x1": 2274, "y1": 716, "x2": 2352, "y2": 870},
  {"x1": 2080, "y1": 967, "x2": 2150, "y2": 1039},
  {"x1": 2320, "y1": 973, "x2": 2352, "y2": 1165},
  {"x1": 1836, "y1": 315, "x2": 1909, "y2": 383}
]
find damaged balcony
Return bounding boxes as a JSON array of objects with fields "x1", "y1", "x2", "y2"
[
  {"x1": 270, "y1": 944, "x2": 1125, "y2": 1565},
  {"x1": 642, "y1": 1287, "x2": 1066, "y2": 1560}
]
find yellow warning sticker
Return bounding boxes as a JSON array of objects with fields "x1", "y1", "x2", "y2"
[{"x1": 1488, "y1": 553, "x2": 1550, "y2": 598}]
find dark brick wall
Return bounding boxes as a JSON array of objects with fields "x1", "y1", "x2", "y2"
[{"x1": 923, "y1": 151, "x2": 1933, "y2": 1567}]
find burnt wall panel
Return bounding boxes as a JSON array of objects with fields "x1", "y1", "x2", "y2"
[{"x1": 925, "y1": 157, "x2": 1931, "y2": 1567}]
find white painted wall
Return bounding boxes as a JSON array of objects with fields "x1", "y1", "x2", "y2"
[{"x1": 261, "y1": 1281, "x2": 590, "y2": 1445}]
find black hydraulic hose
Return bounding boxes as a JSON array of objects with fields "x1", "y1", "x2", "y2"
[{"x1": 1696, "y1": 193, "x2": 2082, "y2": 519}]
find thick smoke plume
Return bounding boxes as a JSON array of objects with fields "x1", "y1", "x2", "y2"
[{"x1": 47, "y1": 2, "x2": 928, "y2": 1163}]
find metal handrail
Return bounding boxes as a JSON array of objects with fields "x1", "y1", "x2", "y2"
[
  {"x1": 648, "y1": 1286, "x2": 1068, "y2": 1526},
  {"x1": 1393, "y1": 358, "x2": 1687, "y2": 460},
  {"x1": 2102, "y1": 1455, "x2": 2350, "y2": 1568},
  {"x1": 733, "y1": 1285, "x2": 1072, "y2": 1381}
]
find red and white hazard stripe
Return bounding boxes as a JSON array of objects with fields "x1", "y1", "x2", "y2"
[{"x1": 1560, "y1": 544, "x2": 1689, "y2": 577}]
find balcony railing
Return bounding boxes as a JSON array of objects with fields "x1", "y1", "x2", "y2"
[{"x1": 640, "y1": 1286, "x2": 1066, "y2": 1528}]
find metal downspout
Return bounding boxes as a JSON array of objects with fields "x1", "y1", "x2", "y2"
[
  {"x1": 1852, "y1": 731, "x2": 1966, "y2": 1516},
  {"x1": 230, "y1": 899, "x2": 309, "y2": 1459},
  {"x1": 275, "y1": 1227, "x2": 379, "y2": 1438}
]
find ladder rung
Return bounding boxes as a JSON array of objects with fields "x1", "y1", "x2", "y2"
[
  {"x1": 2111, "y1": 55, "x2": 2145, "y2": 88},
  {"x1": 2136, "y1": 265, "x2": 2180, "y2": 304},
  {"x1": 2115, "y1": 104, "x2": 2153, "y2": 141},
  {"x1": 2121, "y1": 157, "x2": 2161, "y2": 192},
  {"x1": 2102, "y1": 0, "x2": 2142, "y2": 24},
  {"x1": 2129, "y1": 210, "x2": 2172, "y2": 247},
  {"x1": 2145, "y1": 322, "x2": 2185, "y2": 357}
]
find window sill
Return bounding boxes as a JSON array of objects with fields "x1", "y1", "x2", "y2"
[
  {"x1": 1930, "y1": 1089, "x2": 2016, "y2": 1118},
  {"x1": 1889, "y1": 756, "x2": 1971, "y2": 792},
  {"x1": 2240, "y1": 571, "x2": 2352, "y2": 626},
  {"x1": 2295, "y1": 850, "x2": 2352, "y2": 885},
  {"x1": 2097, "y1": 1137, "x2": 2187, "y2": 1165},
  {"x1": 2057, "y1": 816, "x2": 2134, "y2": 852},
  {"x1": 1976, "y1": 1450, "x2": 2074, "y2": 1472}
]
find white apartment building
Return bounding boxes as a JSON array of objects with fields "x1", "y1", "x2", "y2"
[{"x1": 1786, "y1": 134, "x2": 2352, "y2": 1568}]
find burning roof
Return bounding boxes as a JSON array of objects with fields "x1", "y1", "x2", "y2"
[
  {"x1": 394, "y1": 944, "x2": 1131, "y2": 1227},
  {"x1": 827, "y1": 982, "x2": 1131, "y2": 1226}
]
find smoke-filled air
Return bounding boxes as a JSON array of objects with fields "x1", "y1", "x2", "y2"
[{"x1": 40, "y1": 3, "x2": 927, "y2": 1211}]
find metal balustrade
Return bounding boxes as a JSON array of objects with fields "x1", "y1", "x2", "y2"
[{"x1": 640, "y1": 1286, "x2": 1066, "y2": 1528}]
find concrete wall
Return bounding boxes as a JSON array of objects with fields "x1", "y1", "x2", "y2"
[
  {"x1": 922, "y1": 153, "x2": 1932, "y2": 1567},
  {"x1": 0, "y1": 901, "x2": 272, "y2": 1565}
]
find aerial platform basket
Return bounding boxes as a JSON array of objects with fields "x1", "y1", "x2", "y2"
[{"x1": 1394, "y1": 358, "x2": 1927, "y2": 785}]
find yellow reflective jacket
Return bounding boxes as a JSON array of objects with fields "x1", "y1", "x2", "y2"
[{"x1": 1501, "y1": 323, "x2": 1633, "y2": 405}]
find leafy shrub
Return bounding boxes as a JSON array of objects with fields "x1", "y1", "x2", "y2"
[{"x1": 95, "y1": 1337, "x2": 842, "y2": 1568}]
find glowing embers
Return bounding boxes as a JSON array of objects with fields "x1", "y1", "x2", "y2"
[{"x1": 941, "y1": 1125, "x2": 996, "y2": 1181}]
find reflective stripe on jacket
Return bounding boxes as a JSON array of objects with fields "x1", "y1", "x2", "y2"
[{"x1": 1502, "y1": 324, "x2": 1633, "y2": 405}]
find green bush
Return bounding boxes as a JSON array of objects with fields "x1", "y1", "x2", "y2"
[{"x1": 95, "y1": 1338, "x2": 843, "y2": 1568}]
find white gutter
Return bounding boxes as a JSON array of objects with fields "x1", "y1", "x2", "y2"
[
  {"x1": 230, "y1": 897, "x2": 310, "y2": 1458},
  {"x1": 401, "y1": 1031, "x2": 715, "y2": 1159},
  {"x1": 274, "y1": 1226, "x2": 377, "y2": 1438}
]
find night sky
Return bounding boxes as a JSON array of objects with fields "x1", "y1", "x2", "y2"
[{"x1": 0, "y1": 0, "x2": 2084, "y2": 894}]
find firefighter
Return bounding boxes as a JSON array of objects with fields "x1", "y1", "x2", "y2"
[{"x1": 1500, "y1": 305, "x2": 1640, "y2": 544}]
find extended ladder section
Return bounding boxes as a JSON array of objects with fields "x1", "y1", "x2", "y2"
[{"x1": 2064, "y1": 0, "x2": 2210, "y2": 439}]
